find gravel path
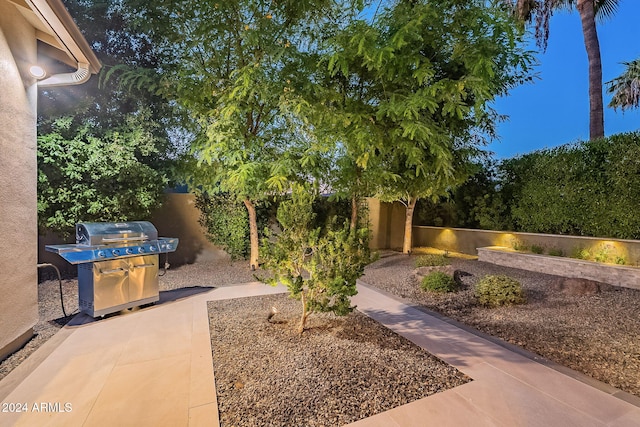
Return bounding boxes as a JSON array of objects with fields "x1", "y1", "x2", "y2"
[
  {"x1": 362, "y1": 253, "x2": 640, "y2": 397},
  {"x1": 209, "y1": 294, "x2": 470, "y2": 427}
]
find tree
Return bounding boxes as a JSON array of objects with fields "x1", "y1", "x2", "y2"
[
  {"x1": 39, "y1": 0, "x2": 186, "y2": 151},
  {"x1": 324, "y1": 0, "x2": 532, "y2": 253},
  {"x1": 118, "y1": 0, "x2": 357, "y2": 269},
  {"x1": 510, "y1": 0, "x2": 620, "y2": 140},
  {"x1": 36, "y1": 0, "x2": 185, "y2": 238},
  {"x1": 260, "y1": 185, "x2": 370, "y2": 334},
  {"x1": 607, "y1": 58, "x2": 640, "y2": 110},
  {"x1": 297, "y1": 27, "x2": 389, "y2": 230}
]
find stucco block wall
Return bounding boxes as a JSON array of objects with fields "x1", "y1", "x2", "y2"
[
  {"x1": 0, "y1": 1, "x2": 39, "y2": 359},
  {"x1": 478, "y1": 247, "x2": 640, "y2": 290},
  {"x1": 366, "y1": 199, "x2": 406, "y2": 250},
  {"x1": 38, "y1": 193, "x2": 230, "y2": 273},
  {"x1": 151, "y1": 193, "x2": 229, "y2": 264}
]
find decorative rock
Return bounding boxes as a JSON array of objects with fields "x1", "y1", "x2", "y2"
[
  {"x1": 550, "y1": 277, "x2": 612, "y2": 295},
  {"x1": 412, "y1": 266, "x2": 473, "y2": 288},
  {"x1": 453, "y1": 270, "x2": 473, "y2": 287}
]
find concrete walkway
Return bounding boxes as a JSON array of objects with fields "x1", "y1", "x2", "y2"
[{"x1": 1, "y1": 281, "x2": 639, "y2": 426}]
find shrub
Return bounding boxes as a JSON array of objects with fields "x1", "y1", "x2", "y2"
[
  {"x1": 260, "y1": 185, "x2": 371, "y2": 334},
  {"x1": 530, "y1": 244, "x2": 544, "y2": 254},
  {"x1": 38, "y1": 116, "x2": 167, "y2": 236},
  {"x1": 414, "y1": 254, "x2": 451, "y2": 268},
  {"x1": 196, "y1": 193, "x2": 251, "y2": 260},
  {"x1": 475, "y1": 275, "x2": 526, "y2": 307},
  {"x1": 420, "y1": 271, "x2": 457, "y2": 293},
  {"x1": 196, "y1": 192, "x2": 273, "y2": 260},
  {"x1": 548, "y1": 247, "x2": 563, "y2": 257},
  {"x1": 571, "y1": 246, "x2": 591, "y2": 260},
  {"x1": 511, "y1": 239, "x2": 528, "y2": 252}
]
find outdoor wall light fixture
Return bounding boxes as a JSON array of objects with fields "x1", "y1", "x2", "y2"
[
  {"x1": 496, "y1": 233, "x2": 516, "y2": 248},
  {"x1": 29, "y1": 65, "x2": 47, "y2": 79},
  {"x1": 437, "y1": 228, "x2": 457, "y2": 249}
]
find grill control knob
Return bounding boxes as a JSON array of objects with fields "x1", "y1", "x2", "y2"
[
  {"x1": 138, "y1": 247, "x2": 145, "y2": 253},
  {"x1": 112, "y1": 249, "x2": 120, "y2": 256},
  {"x1": 97, "y1": 251, "x2": 106, "y2": 258},
  {"x1": 150, "y1": 245, "x2": 157, "y2": 252},
  {"x1": 166, "y1": 244, "x2": 173, "y2": 250},
  {"x1": 125, "y1": 248, "x2": 133, "y2": 255}
]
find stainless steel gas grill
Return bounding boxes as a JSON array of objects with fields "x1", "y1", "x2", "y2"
[{"x1": 46, "y1": 221, "x2": 178, "y2": 317}]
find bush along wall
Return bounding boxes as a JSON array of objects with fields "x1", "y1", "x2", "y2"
[
  {"x1": 414, "y1": 132, "x2": 640, "y2": 240},
  {"x1": 195, "y1": 192, "x2": 356, "y2": 260},
  {"x1": 195, "y1": 192, "x2": 271, "y2": 260}
]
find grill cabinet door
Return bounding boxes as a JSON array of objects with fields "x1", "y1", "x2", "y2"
[
  {"x1": 127, "y1": 254, "x2": 159, "y2": 302},
  {"x1": 93, "y1": 259, "x2": 129, "y2": 313}
]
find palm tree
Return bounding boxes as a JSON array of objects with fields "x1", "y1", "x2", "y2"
[
  {"x1": 510, "y1": 0, "x2": 620, "y2": 140},
  {"x1": 607, "y1": 58, "x2": 640, "y2": 110}
]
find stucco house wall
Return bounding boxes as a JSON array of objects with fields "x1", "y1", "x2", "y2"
[
  {"x1": 0, "y1": 0, "x2": 100, "y2": 360},
  {"x1": 0, "y1": 0, "x2": 39, "y2": 360}
]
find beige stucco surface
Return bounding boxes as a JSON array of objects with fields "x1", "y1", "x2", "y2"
[
  {"x1": 0, "y1": 0, "x2": 39, "y2": 359},
  {"x1": 365, "y1": 198, "x2": 406, "y2": 250},
  {"x1": 151, "y1": 193, "x2": 229, "y2": 265}
]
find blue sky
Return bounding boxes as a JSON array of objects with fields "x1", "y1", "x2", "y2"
[{"x1": 489, "y1": 2, "x2": 640, "y2": 159}]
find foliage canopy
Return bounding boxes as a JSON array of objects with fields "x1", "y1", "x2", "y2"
[
  {"x1": 416, "y1": 132, "x2": 640, "y2": 240},
  {"x1": 311, "y1": 0, "x2": 533, "y2": 252},
  {"x1": 37, "y1": 116, "x2": 167, "y2": 236},
  {"x1": 117, "y1": 0, "x2": 361, "y2": 267}
]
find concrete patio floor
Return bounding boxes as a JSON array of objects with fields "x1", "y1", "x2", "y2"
[{"x1": 1, "y1": 281, "x2": 639, "y2": 426}]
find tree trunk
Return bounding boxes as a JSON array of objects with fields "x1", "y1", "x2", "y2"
[
  {"x1": 403, "y1": 197, "x2": 417, "y2": 255},
  {"x1": 350, "y1": 166, "x2": 363, "y2": 231},
  {"x1": 243, "y1": 198, "x2": 259, "y2": 270},
  {"x1": 577, "y1": 0, "x2": 604, "y2": 140},
  {"x1": 298, "y1": 291, "x2": 308, "y2": 335},
  {"x1": 350, "y1": 194, "x2": 358, "y2": 231}
]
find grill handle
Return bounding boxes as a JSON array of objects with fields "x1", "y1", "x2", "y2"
[
  {"x1": 132, "y1": 263, "x2": 156, "y2": 269},
  {"x1": 100, "y1": 236, "x2": 147, "y2": 243},
  {"x1": 99, "y1": 267, "x2": 126, "y2": 275}
]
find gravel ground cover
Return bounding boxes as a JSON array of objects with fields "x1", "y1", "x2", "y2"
[
  {"x1": 362, "y1": 253, "x2": 640, "y2": 397},
  {"x1": 209, "y1": 294, "x2": 470, "y2": 427},
  {"x1": 0, "y1": 259, "x2": 256, "y2": 382}
]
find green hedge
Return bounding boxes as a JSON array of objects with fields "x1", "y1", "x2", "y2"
[
  {"x1": 415, "y1": 132, "x2": 640, "y2": 240},
  {"x1": 195, "y1": 193, "x2": 269, "y2": 260}
]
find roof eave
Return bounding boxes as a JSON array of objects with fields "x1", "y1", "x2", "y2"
[{"x1": 26, "y1": 0, "x2": 102, "y2": 74}]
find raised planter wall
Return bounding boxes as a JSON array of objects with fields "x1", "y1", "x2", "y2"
[
  {"x1": 412, "y1": 226, "x2": 640, "y2": 266},
  {"x1": 478, "y1": 247, "x2": 640, "y2": 291}
]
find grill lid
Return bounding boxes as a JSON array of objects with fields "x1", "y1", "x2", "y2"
[
  {"x1": 45, "y1": 221, "x2": 178, "y2": 264},
  {"x1": 76, "y1": 221, "x2": 158, "y2": 246}
]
